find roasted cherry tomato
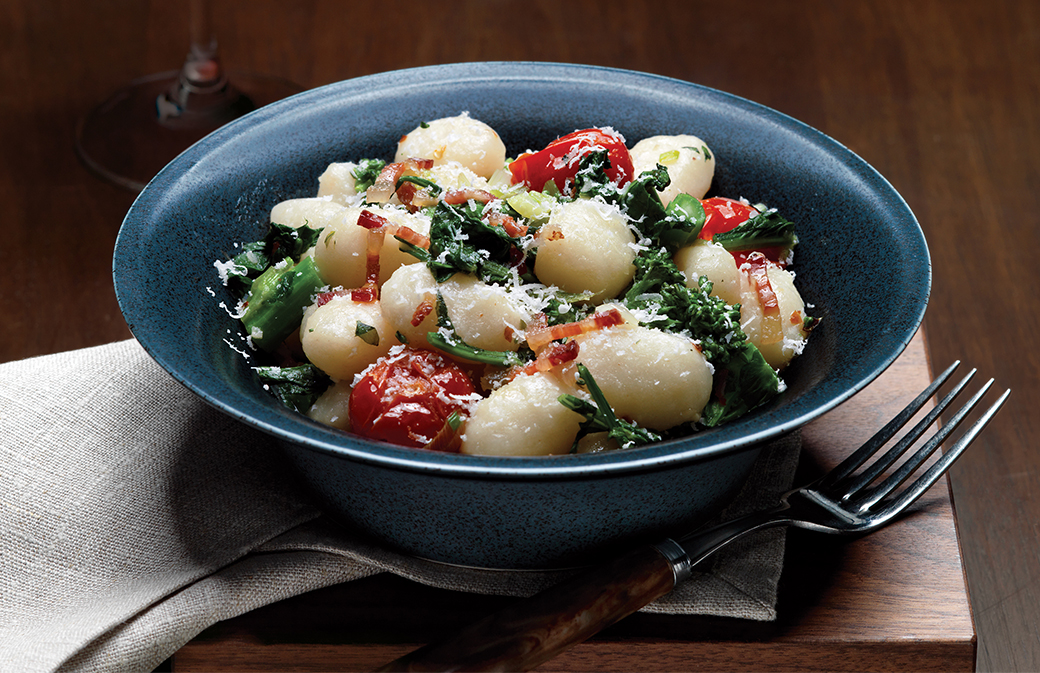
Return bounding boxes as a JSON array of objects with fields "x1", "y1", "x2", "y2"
[
  {"x1": 698, "y1": 197, "x2": 760, "y2": 240},
  {"x1": 349, "y1": 347, "x2": 477, "y2": 449},
  {"x1": 509, "y1": 128, "x2": 635, "y2": 193}
]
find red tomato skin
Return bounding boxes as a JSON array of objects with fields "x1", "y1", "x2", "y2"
[
  {"x1": 698, "y1": 197, "x2": 760, "y2": 240},
  {"x1": 509, "y1": 128, "x2": 635, "y2": 192},
  {"x1": 349, "y1": 348, "x2": 477, "y2": 449}
]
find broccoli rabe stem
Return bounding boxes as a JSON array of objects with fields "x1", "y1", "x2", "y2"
[{"x1": 241, "y1": 256, "x2": 324, "y2": 352}]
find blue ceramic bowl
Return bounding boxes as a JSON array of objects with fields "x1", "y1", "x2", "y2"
[{"x1": 114, "y1": 62, "x2": 929, "y2": 569}]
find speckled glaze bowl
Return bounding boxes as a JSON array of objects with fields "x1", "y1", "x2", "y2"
[{"x1": 113, "y1": 62, "x2": 929, "y2": 569}]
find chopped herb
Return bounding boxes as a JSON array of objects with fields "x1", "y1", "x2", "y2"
[
  {"x1": 446, "y1": 410, "x2": 463, "y2": 430},
  {"x1": 355, "y1": 321, "x2": 379, "y2": 346},
  {"x1": 658, "y1": 149, "x2": 680, "y2": 165}
]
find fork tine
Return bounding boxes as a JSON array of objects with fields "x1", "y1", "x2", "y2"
[
  {"x1": 850, "y1": 378, "x2": 996, "y2": 511},
  {"x1": 816, "y1": 360, "x2": 962, "y2": 490},
  {"x1": 866, "y1": 387, "x2": 1009, "y2": 526},
  {"x1": 836, "y1": 367, "x2": 979, "y2": 501}
]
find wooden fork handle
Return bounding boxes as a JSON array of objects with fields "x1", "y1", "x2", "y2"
[{"x1": 375, "y1": 544, "x2": 678, "y2": 672}]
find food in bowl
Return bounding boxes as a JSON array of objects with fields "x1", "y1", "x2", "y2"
[{"x1": 216, "y1": 114, "x2": 815, "y2": 456}]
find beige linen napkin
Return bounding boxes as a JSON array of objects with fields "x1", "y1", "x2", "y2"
[{"x1": 0, "y1": 339, "x2": 799, "y2": 673}]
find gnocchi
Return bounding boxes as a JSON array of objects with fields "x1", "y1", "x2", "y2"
[
  {"x1": 630, "y1": 134, "x2": 716, "y2": 205},
  {"x1": 219, "y1": 117, "x2": 814, "y2": 457}
]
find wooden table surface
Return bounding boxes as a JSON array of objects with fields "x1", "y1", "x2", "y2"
[{"x1": 2, "y1": 1, "x2": 1036, "y2": 671}]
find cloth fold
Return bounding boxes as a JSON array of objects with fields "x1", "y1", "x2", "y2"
[{"x1": 0, "y1": 340, "x2": 799, "y2": 673}]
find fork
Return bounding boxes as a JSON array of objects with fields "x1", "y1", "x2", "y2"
[{"x1": 377, "y1": 361, "x2": 1009, "y2": 673}]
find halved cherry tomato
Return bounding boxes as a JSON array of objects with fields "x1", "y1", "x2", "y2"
[
  {"x1": 698, "y1": 197, "x2": 760, "y2": 240},
  {"x1": 509, "y1": 128, "x2": 635, "y2": 193},
  {"x1": 349, "y1": 348, "x2": 477, "y2": 449}
]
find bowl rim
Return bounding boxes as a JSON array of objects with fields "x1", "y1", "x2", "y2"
[{"x1": 115, "y1": 61, "x2": 930, "y2": 481}]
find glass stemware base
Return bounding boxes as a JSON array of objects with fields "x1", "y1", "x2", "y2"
[{"x1": 76, "y1": 71, "x2": 302, "y2": 192}]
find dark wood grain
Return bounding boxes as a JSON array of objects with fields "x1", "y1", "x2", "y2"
[
  {"x1": 378, "y1": 545, "x2": 677, "y2": 672},
  {"x1": 3, "y1": 1, "x2": 1036, "y2": 670}
]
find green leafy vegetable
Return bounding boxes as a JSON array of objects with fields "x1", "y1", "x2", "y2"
[
  {"x1": 240, "y1": 256, "x2": 325, "y2": 352},
  {"x1": 574, "y1": 150, "x2": 621, "y2": 201},
  {"x1": 658, "y1": 193, "x2": 706, "y2": 250},
  {"x1": 542, "y1": 290, "x2": 594, "y2": 326},
  {"x1": 396, "y1": 175, "x2": 443, "y2": 195},
  {"x1": 558, "y1": 364, "x2": 662, "y2": 449},
  {"x1": 220, "y1": 222, "x2": 322, "y2": 296},
  {"x1": 617, "y1": 164, "x2": 670, "y2": 230},
  {"x1": 623, "y1": 249, "x2": 743, "y2": 365},
  {"x1": 699, "y1": 341, "x2": 780, "y2": 427},
  {"x1": 618, "y1": 166, "x2": 705, "y2": 251},
  {"x1": 712, "y1": 209, "x2": 797, "y2": 255},
  {"x1": 426, "y1": 201, "x2": 520, "y2": 284},
  {"x1": 254, "y1": 364, "x2": 331, "y2": 414},
  {"x1": 351, "y1": 158, "x2": 387, "y2": 193}
]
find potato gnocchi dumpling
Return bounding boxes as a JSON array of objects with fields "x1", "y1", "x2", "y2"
[
  {"x1": 533, "y1": 199, "x2": 637, "y2": 303},
  {"x1": 674, "y1": 239, "x2": 742, "y2": 306},
  {"x1": 219, "y1": 117, "x2": 814, "y2": 456},
  {"x1": 460, "y1": 371, "x2": 585, "y2": 457},
  {"x1": 630, "y1": 134, "x2": 715, "y2": 204},
  {"x1": 299, "y1": 295, "x2": 395, "y2": 381},
  {"x1": 312, "y1": 206, "x2": 430, "y2": 288},
  {"x1": 316, "y1": 162, "x2": 361, "y2": 203},
  {"x1": 738, "y1": 264, "x2": 810, "y2": 370},
  {"x1": 395, "y1": 114, "x2": 506, "y2": 179},
  {"x1": 269, "y1": 197, "x2": 347, "y2": 230},
  {"x1": 574, "y1": 320, "x2": 714, "y2": 430},
  {"x1": 439, "y1": 273, "x2": 532, "y2": 353}
]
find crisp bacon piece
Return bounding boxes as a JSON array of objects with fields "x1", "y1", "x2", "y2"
[
  {"x1": 394, "y1": 224, "x2": 431, "y2": 250},
  {"x1": 485, "y1": 210, "x2": 528, "y2": 237},
  {"x1": 367, "y1": 163, "x2": 405, "y2": 204},
  {"x1": 513, "y1": 339, "x2": 581, "y2": 379},
  {"x1": 350, "y1": 285, "x2": 378, "y2": 303},
  {"x1": 534, "y1": 340, "x2": 580, "y2": 372},
  {"x1": 351, "y1": 209, "x2": 389, "y2": 303},
  {"x1": 411, "y1": 297, "x2": 436, "y2": 327},
  {"x1": 444, "y1": 187, "x2": 496, "y2": 205},
  {"x1": 742, "y1": 251, "x2": 782, "y2": 344},
  {"x1": 358, "y1": 209, "x2": 393, "y2": 230},
  {"x1": 315, "y1": 288, "x2": 350, "y2": 307},
  {"x1": 396, "y1": 181, "x2": 440, "y2": 212},
  {"x1": 366, "y1": 158, "x2": 435, "y2": 206},
  {"x1": 526, "y1": 307, "x2": 625, "y2": 353}
]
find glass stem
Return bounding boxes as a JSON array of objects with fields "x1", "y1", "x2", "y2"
[
  {"x1": 182, "y1": 0, "x2": 225, "y2": 92},
  {"x1": 156, "y1": 0, "x2": 252, "y2": 127}
]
